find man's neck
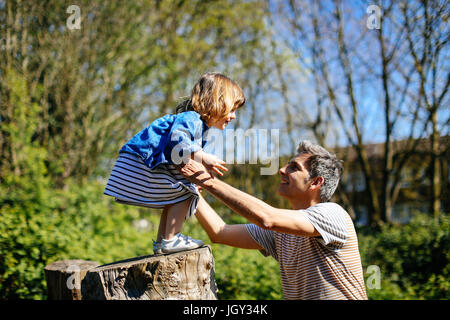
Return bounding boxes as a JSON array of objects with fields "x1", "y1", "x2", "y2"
[{"x1": 289, "y1": 198, "x2": 321, "y2": 210}]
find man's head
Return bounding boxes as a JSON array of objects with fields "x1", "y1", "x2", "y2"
[{"x1": 277, "y1": 140, "x2": 343, "y2": 208}]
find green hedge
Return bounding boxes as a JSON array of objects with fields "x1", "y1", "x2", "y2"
[
  {"x1": 0, "y1": 180, "x2": 146, "y2": 299},
  {"x1": 359, "y1": 213, "x2": 449, "y2": 300}
]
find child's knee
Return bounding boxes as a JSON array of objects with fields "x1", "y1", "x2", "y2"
[{"x1": 167, "y1": 199, "x2": 190, "y2": 214}]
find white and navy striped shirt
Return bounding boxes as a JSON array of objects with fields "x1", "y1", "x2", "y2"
[{"x1": 246, "y1": 202, "x2": 367, "y2": 300}]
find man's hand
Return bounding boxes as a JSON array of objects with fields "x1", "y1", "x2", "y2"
[{"x1": 176, "y1": 158, "x2": 216, "y2": 187}]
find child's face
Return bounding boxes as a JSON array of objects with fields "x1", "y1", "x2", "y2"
[{"x1": 208, "y1": 106, "x2": 238, "y2": 130}]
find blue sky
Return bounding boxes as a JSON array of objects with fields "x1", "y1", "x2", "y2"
[{"x1": 262, "y1": 0, "x2": 449, "y2": 152}]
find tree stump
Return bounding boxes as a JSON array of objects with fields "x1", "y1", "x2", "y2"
[
  {"x1": 81, "y1": 246, "x2": 218, "y2": 300},
  {"x1": 44, "y1": 259, "x2": 100, "y2": 300}
]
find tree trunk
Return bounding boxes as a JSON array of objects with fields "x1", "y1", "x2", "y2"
[
  {"x1": 81, "y1": 246, "x2": 218, "y2": 300},
  {"x1": 44, "y1": 260, "x2": 100, "y2": 300},
  {"x1": 430, "y1": 112, "x2": 441, "y2": 217}
]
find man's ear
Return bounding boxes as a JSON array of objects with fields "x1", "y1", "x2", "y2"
[{"x1": 311, "y1": 176, "x2": 325, "y2": 189}]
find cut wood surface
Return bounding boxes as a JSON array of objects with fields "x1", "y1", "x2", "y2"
[
  {"x1": 44, "y1": 259, "x2": 100, "y2": 300},
  {"x1": 81, "y1": 245, "x2": 218, "y2": 300}
]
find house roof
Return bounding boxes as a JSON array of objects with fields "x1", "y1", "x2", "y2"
[{"x1": 331, "y1": 135, "x2": 449, "y2": 162}]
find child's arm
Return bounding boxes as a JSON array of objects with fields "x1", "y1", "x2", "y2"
[{"x1": 192, "y1": 150, "x2": 228, "y2": 176}]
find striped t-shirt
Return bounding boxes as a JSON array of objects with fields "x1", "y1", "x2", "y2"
[{"x1": 245, "y1": 202, "x2": 367, "y2": 300}]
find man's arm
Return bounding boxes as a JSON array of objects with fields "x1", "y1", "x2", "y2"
[
  {"x1": 181, "y1": 160, "x2": 320, "y2": 237},
  {"x1": 195, "y1": 194, "x2": 263, "y2": 250}
]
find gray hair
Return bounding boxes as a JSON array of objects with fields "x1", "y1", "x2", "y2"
[{"x1": 297, "y1": 140, "x2": 343, "y2": 202}]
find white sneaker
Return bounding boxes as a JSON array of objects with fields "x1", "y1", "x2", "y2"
[{"x1": 161, "y1": 233, "x2": 204, "y2": 254}]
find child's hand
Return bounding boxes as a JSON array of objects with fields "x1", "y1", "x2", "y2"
[{"x1": 201, "y1": 153, "x2": 228, "y2": 176}]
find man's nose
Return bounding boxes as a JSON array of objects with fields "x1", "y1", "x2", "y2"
[{"x1": 279, "y1": 165, "x2": 286, "y2": 176}]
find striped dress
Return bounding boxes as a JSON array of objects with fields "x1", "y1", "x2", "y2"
[
  {"x1": 104, "y1": 152, "x2": 199, "y2": 218},
  {"x1": 246, "y1": 202, "x2": 368, "y2": 300}
]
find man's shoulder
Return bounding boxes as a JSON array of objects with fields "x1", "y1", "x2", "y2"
[
  {"x1": 305, "y1": 202, "x2": 352, "y2": 226},
  {"x1": 304, "y1": 202, "x2": 353, "y2": 249},
  {"x1": 308, "y1": 202, "x2": 347, "y2": 214}
]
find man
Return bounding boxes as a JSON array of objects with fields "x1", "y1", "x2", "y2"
[{"x1": 179, "y1": 140, "x2": 368, "y2": 300}]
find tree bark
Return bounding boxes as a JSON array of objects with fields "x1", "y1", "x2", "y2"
[
  {"x1": 44, "y1": 260, "x2": 100, "y2": 300},
  {"x1": 430, "y1": 112, "x2": 441, "y2": 216},
  {"x1": 81, "y1": 246, "x2": 218, "y2": 300}
]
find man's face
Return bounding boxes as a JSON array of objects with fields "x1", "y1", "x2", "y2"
[{"x1": 277, "y1": 153, "x2": 312, "y2": 200}]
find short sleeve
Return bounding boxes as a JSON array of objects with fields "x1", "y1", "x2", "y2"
[
  {"x1": 245, "y1": 224, "x2": 278, "y2": 260},
  {"x1": 303, "y1": 203, "x2": 348, "y2": 250},
  {"x1": 166, "y1": 112, "x2": 204, "y2": 163}
]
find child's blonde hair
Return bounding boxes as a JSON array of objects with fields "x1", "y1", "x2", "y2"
[{"x1": 176, "y1": 72, "x2": 245, "y2": 123}]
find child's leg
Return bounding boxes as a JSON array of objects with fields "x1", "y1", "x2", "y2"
[
  {"x1": 156, "y1": 206, "x2": 169, "y2": 242},
  {"x1": 160, "y1": 198, "x2": 203, "y2": 253},
  {"x1": 164, "y1": 199, "x2": 191, "y2": 240}
]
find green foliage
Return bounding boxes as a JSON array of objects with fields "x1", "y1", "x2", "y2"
[
  {"x1": 359, "y1": 213, "x2": 449, "y2": 300},
  {"x1": 213, "y1": 245, "x2": 282, "y2": 300},
  {"x1": 0, "y1": 180, "x2": 146, "y2": 299},
  {"x1": 0, "y1": 0, "x2": 271, "y2": 184},
  {"x1": 0, "y1": 69, "x2": 51, "y2": 298}
]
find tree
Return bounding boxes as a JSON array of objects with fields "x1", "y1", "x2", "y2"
[
  {"x1": 269, "y1": 0, "x2": 449, "y2": 223},
  {"x1": 0, "y1": 0, "x2": 271, "y2": 186},
  {"x1": 400, "y1": 0, "x2": 449, "y2": 216}
]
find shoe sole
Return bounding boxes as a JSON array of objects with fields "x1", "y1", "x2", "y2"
[{"x1": 161, "y1": 244, "x2": 204, "y2": 254}]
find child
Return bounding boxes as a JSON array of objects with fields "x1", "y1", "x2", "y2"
[{"x1": 104, "y1": 72, "x2": 245, "y2": 254}]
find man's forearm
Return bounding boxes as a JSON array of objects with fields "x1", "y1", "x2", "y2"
[
  {"x1": 195, "y1": 195, "x2": 226, "y2": 242},
  {"x1": 195, "y1": 194, "x2": 265, "y2": 249},
  {"x1": 203, "y1": 177, "x2": 274, "y2": 228}
]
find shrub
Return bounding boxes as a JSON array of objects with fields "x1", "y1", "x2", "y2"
[
  {"x1": 359, "y1": 213, "x2": 449, "y2": 299},
  {"x1": 0, "y1": 179, "x2": 155, "y2": 299}
]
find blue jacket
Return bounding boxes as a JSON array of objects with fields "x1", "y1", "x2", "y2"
[{"x1": 120, "y1": 111, "x2": 209, "y2": 169}]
